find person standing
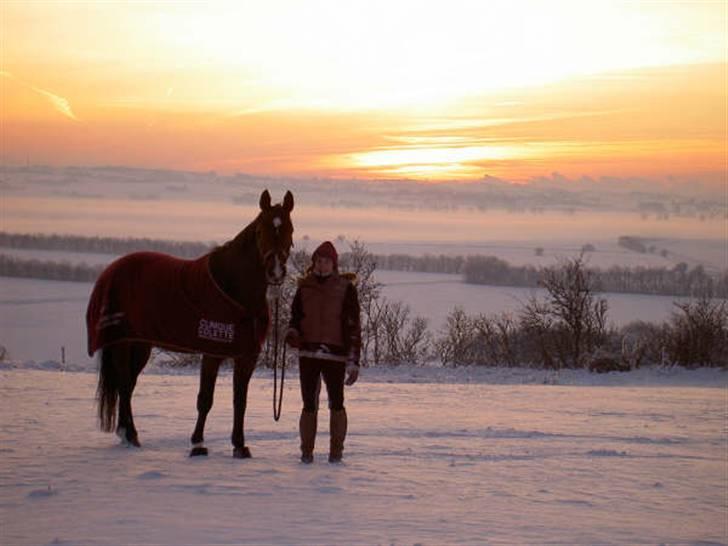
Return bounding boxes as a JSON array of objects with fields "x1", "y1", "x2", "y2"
[{"x1": 285, "y1": 241, "x2": 361, "y2": 463}]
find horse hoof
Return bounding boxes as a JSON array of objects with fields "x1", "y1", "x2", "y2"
[
  {"x1": 233, "y1": 446, "x2": 252, "y2": 459},
  {"x1": 190, "y1": 446, "x2": 209, "y2": 457},
  {"x1": 117, "y1": 427, "x2": 141, "y2": 448}
]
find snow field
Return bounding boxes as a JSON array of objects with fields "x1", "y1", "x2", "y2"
[{"x1": 1, "y1": 369, "x2": 725, "y2": 545}]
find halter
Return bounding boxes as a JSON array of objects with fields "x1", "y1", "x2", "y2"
[{"x1": 257, "y1": 215, "x2": 291, "y2": 287}]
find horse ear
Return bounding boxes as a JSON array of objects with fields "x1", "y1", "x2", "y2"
[
  {"x1": 259, "y1": 190, "x2": 272, "y2": 211},
  {"x1": 283, "y1": 190, "x2": 294, "y2": 212}
]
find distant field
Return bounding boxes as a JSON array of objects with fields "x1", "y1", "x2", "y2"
[
  {"x1": 377, "y1": 270, "x2": 685, "y2": 332},
  {"x1": 3, "y1": 165, "x2": 725, "y2": 252},
  {"x1": 0, "y1": 267, "x2": 686, "y2": 365},
  {"x1": 3, "y1": 233, "x2": 725, "y2": 270}
]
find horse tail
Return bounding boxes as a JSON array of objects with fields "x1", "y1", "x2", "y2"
[{"x1": 97, "y1": 346, "x2": 118, "y2": 432}]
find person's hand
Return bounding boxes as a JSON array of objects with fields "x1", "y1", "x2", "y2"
[
  {"x1": 284, "y1": 328, "x2": 300, "y2": 349},
  {"x1": 345, "y1": 362, "x2": 359, "y2": 386}
]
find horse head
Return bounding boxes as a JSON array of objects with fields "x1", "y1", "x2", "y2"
[{"x1": 256, "y1": 189, "x2": 294, "y2": 285}]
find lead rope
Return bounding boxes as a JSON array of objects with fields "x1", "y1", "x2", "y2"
[{"x1": 270, "y1": 293, "x2": 286, "y2": 421}]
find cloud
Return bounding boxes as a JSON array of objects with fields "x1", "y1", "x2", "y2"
[
  {"x1": 29, "y1": 86, "x2": 78, "y2": 120},
  {"x1": 1, "y1": 71, "x2": 78, "y2": 121}
]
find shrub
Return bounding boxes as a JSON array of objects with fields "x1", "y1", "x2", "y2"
[
  {"x1": 519, "y1": 255, "x2": 608, "y2": 368},
  {"x1": 664, "y1": 297, "x2": 728, "y2": 368},
  {"x1": 435, "y1": 307, "x2": 477, "y2": 366}
]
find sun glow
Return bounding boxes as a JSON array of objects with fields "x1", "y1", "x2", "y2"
[
  {"x1": 344, "y1": 144, "x2": 523, "y2": 179},
  {"x1": 1, "y1": 0, "x2": 726, "y2": 180}
]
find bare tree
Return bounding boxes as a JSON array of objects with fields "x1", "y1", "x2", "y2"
[
  {"x1": 339, "y1": 240, "x2": 383, "y2": 367},
  {"x1": 435, "y1": 307, "x2": 477, "y2": 366},
  {"x1": 472, "y1": 312, "x2": 519, "y2": 367},
  {"x1": 665, "y1": 296, "x2": 728, "y2": 368},
  {"x1": 519, "y1": 297, "x2": 559, "y2": 369},
  {"x1": 519, "y1": 255, "x2": 608, "y2": 368},
  {"x1": 376, "y1": 300, "x2": 431, "y2": 365}
]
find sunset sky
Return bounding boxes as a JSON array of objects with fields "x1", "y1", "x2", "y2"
[{"x1": 1, "y1": 1, "x2": 726, "y2": 182}]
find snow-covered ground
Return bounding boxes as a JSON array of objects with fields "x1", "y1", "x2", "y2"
[{"x1": 0, "y1": 366, "x2": 725, "y2": 545}]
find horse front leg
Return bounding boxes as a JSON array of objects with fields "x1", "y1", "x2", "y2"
[
  {"x1": 231, "y1": 356, "x2": 256, "y2": 459},
  {"x1": 190, "y1": 355, "x2": 222, "y2": 457}
]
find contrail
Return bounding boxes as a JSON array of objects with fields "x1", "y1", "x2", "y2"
[{"x1": 1, "y1": 71, "x2": 78, "y2": 121}]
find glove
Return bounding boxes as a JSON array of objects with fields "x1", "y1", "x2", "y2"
[
  {"x1": 345, "y1": 361, "x2": 359, "y2": 386},
  {"x1": 284, "y1": 328, "x2": 300, "y2": 349}
]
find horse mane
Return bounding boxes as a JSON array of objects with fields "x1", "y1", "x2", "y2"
[
  {"x1": 207, "y1": 212, "x2": 265, "y2": 309},
  {"x1": 211, "y1": 211, "x2": 261, "y2": 256}
]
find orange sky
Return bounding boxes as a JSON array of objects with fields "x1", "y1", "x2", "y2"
[{"x1": 1, "y1": 1, "x2": 726, "y2": 182}]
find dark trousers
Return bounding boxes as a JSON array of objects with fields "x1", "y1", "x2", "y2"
[{"x1": 299, "y1": 357, "x2": 346, "y2": 412}]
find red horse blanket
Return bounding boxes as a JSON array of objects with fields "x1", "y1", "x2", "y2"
[{"x1": 87, "y1": 252, "x2": 268, "y2": 358}]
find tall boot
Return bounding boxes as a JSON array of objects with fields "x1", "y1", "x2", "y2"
[
  {"x1": 329, "y1": 408, "x2": 347, "y2": 463},
  {"x1": 299, "y1": 410, "x2": 317, "y2": 463}
]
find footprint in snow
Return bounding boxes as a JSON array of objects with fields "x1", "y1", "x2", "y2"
[
  {"x1": 137, "y1": 470, "x2": 165, "y2": 480},
  {"x1": 586, "y1": 449, "x2": 627, "y2": 457},
  {"x1": 28, "y1": 486, "x2": 57, "y2": 498}
]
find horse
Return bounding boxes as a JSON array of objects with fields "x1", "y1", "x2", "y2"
[{"x1": 86, "y1": 189, "x2": 294, "y2": 458}]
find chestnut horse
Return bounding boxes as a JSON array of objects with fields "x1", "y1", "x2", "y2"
[{"x1": 88, "y1": 190, "x2": 294, "y2": 458}]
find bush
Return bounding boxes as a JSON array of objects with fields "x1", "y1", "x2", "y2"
[
  {"x1": 664, "y1": 297, "x2": 728, "y2": 368},
  {"x1": 588, "y1": 356, "x2": 630, "y2": 373},
  {"x1": 435, "y1": 309, "x2": 520, "y2": 367},
  {"x1": 370, "y1": 299, "x2": 431, "y2": 365},
  {"x1": 153, "y1": 349, "x2": 202, "y2": 368},
  {"x1": 472, "y1": 313, "x2": 520, "y2": 367},
  {"x1": 435, "y1": 307, "x2": 478, "y2": 367},
  {"x1": 618, "y1": 321, "x2": 666, "y2": 367}
]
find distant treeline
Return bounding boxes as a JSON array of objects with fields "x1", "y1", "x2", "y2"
[
  {"x1": 0, "y1": 255, "x2": 104, "y2": 283},
  {"x1": 0, "y1": 232, "x2": 213, "y2": 258},
  {"x1": 462, "y1": 256, "x2": 728, "y2": 298},
  {"x1": 1, "y1": 232, "x2": 726, "y2": 298},
  {"x1": 369, "y1": 253, "x2": 727, "y2": 298},
  {"x1": 373, "y1": 254, "x2": 466, "y2": 274}
]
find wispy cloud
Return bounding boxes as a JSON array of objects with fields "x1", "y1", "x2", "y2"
[
  {"x1": 1, "y1": 71, "x2": 78, "y2": 120},
  {"x1": 29, "y1": 86, "x2": 78, "y2": 120}
]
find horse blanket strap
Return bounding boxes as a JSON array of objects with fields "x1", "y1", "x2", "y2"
[
  {"x1": 298, "y1": 349, "x2": 349, "y2": 363},
  {"x1": 86, "y1": 252, "x2": 269, "y2": 358}
]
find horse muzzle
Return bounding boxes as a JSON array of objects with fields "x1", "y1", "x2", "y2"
[{"x1": 264, "y1": 252, "x2": 288, "y2": 286}]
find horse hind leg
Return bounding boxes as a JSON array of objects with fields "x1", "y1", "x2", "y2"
[
  {"x1": 190, "y1": 355, "x2": 222, "y2": 457},
  {"x1": 111, "y1": 342, "x2": 150, "y2": 447},
  {"x1": 130, "y1": 342, "x2": 151, "y2": 384},
  {"x1": 97, "y1": 345, "x2": 119, "y2": 433},
  {"x1": 118, "y1": 342, "x2": 151, "y2": 447}
]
